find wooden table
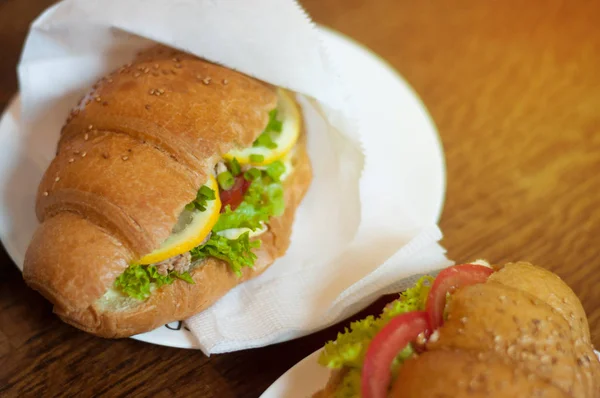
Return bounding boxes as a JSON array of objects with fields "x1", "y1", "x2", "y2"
[{"x1": 1, "y1": 0, "x2": 599, "y2": 396}]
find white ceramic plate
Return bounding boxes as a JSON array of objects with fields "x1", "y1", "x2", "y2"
[
  {"x1": 0, "y1": 27, "x2": 445, "y2": 349},
  {"x1": 261, "y1": 349, "x2": 600, "y2": 397}
]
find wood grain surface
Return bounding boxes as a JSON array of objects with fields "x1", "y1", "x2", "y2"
[{"x1": 1, "y1": 0, "x2": 599, "y2": 397}]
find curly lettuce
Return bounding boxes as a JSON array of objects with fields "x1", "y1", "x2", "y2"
[
  {"x1": 212, "y1": 168, "x2": 285, "y2": 233},
  {"x1": 114, "y1": 264, "x2": 194, "y2": 300},
  {"x1": 335, "y1": 369, "x2": 361, "y2": 398},
  {"x1": 318, "y1": 276, "x2": 434, "y2": 397},
  {"x1": 190, "y1": 232, "x2": 261, "y2": 276}
]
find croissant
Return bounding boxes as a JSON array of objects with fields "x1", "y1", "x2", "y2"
[
  {"x1": 316, "y1": 262, "x2": 600, "y2": 397},
  {"x1": 23, "y1": 46, "x2": 312, "y2": 338}
]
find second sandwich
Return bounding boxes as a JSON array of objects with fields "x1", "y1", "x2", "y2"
[{"x1": 315, "y1": 262, "x2": 600, "y2": 398}]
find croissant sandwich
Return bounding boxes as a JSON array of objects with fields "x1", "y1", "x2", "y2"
[
  {"x1": 22, "y1": 46, "x2": 312, "y2": 338},
  {"x1": 315, "y1": 262, "x2": 600, "y2": 398}
]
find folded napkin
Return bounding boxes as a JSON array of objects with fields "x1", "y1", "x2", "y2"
[{"x1": 17, "y1": 0, "x2": 451, "y2": 354}]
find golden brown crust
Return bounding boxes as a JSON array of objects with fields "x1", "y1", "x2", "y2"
[
  {"x1": 391, "y1": 349, "x2": 569, "y2": 398},
  {"x1": 23, "y1": 46, "x2": 311, "y2": 337},
  {"x1": 37, "y1": 131, "x2": 198, "y2": 257},
  {"x1": 24, "y1": 212, "x2": 135, "y2": 312},
  {"x1": 316, "y1": 263, "x2": 600, "y2": 398},
  {"x1": 35, "y1": 46, "x2": 276, "y2": 257},
  {"x1": 52, "y1": 130, "x2": 310, "y2": 338},
  {"x1": 490, "y1": 262, "x2": 590, "y2": 342},
  {"x1": 393, "y1": 262, "x2": 600, "y2": 398}
]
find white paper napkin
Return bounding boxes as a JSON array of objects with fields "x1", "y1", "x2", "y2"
[{"x1": 17, "y1": 0, "x2": 451, "y2": 354}]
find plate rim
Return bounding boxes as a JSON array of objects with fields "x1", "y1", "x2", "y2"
[
  {"x1": 259, "y1": 348, "x2": 323, "y2": 398},
  {"x1": 319, "y1": 25, "x2": 447, "y2": 224}
]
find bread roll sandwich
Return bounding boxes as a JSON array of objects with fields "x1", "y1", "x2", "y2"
[
  {"x1": 22, "y1": 46, "x2": 312, "y2": 338},
  {"x1": 315, "y1": 262, "x2": 600, "y2": 398}
]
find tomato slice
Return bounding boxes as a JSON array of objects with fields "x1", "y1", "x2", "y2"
[
  {"x1": 426, "y1": 264, "x2": 494, "y2": 330},
  {"x1": 361, "y1": 311, "x2": 430, "y2": 398},
  {"x1": 219, "y1": 176, "x2": 251, "y2": 212}
]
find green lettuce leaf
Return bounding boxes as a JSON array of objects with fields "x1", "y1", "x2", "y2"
[
  {"x1": 318, "y1": 275, "x2": 433, "y2": 370},
  {"x1": 212, "y1": 169, "x2": 285, "y2": 232},
  {"x1": 114, "y1": 264, "x2": 194, "y2": 300},
  {"x1": 336, "y1": 369, "x2": 361, "y2": 398},
  {"x1": 190, "y1": 232, "x2": 261, "y2": 276}
]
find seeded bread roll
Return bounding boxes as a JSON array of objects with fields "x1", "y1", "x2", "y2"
[
  {"x1": 390, "y1": 262, "x2": 599, "y2": 398},
  {"x1": 23, "y1": 46, "x2": 312, "y2": 337},
  {"x1": 391, "y1": 349, "x2": 569, "y2": 397},
  {"x1": 315, "y1": 263, "x2": 600, "y2": 398}
]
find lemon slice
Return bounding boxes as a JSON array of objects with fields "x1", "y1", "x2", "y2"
[
  {"x1": 224, "y1": 88, "x2": 301, "y2": 166},
  {"x1": 138, "y1": 176, "x2": 221, "y2": 265}
]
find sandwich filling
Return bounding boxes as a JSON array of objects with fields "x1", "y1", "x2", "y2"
[
  {"x1": 106, "y1": 89, "x2": 301, "y2": 302},
  {"x1": 318, "y1": 277, "x2": 433, "y2": 397},
  {"x1": 318, "y1": 263, "x2": 495, "y2": 398}
]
